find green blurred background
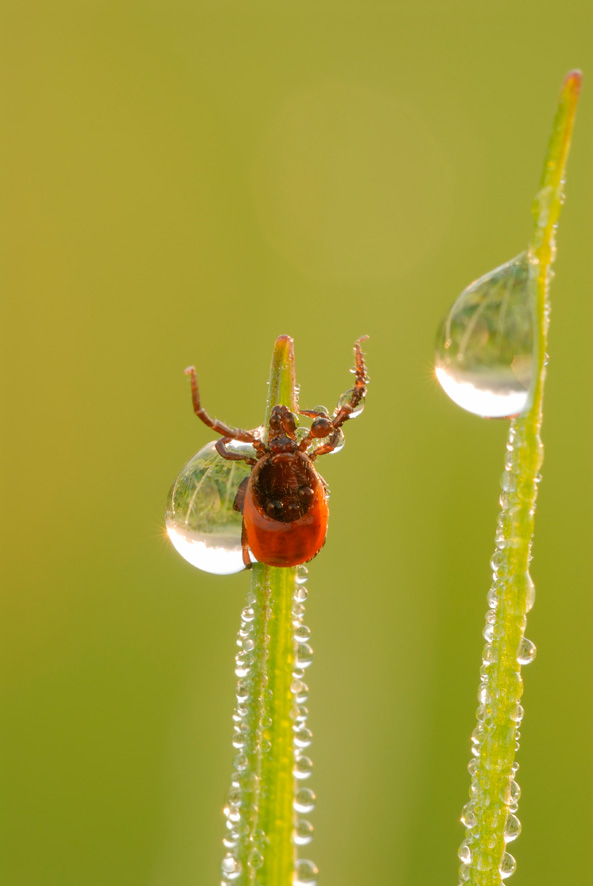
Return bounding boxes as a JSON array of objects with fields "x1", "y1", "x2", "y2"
[{"x1": 2, "y1": 2, "x2": 592, "y2": 884}]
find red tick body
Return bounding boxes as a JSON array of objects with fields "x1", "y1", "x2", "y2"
[
  {"x1": 184, "y1": 337, "x2": 368, "y2": 568},
  {"x1": 243, "y1": 451, "x2": 330, "y2": 567}
]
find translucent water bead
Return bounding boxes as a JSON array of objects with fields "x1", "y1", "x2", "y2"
[
  {"x1": 294, "y1": 859, "x2": 319, "y2": 885},
  {"x1": 435, "y1": 253, "x2": 535, "y2": 418},
  {"x1": 337, "y1": 387, "x2": 366, "y2": 419},
  {"x1": 166, "y1": 440, "x2": 253, "y2": 574}
]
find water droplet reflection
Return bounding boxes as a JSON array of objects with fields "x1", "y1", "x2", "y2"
[
  {"x1": 435, "y1": 253, "x2": 535, "y2": 418},
  {"x1": 166, "y1": 441, "x2": 253, "y2": 574}
]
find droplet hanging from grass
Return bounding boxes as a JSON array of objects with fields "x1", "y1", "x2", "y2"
[
  {"x1": 435, "y1": 253, "x2": 535, "y2": 418},
  {"x1": 166, "y1": 440, "x2": 253, "y2": 574}
]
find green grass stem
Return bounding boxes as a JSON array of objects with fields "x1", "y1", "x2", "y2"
[
  {"x1": 222, "y1": 336, "x2": 302, "y2": 886},
  {"x1": 458, "y1": 71, "x2": 582, "y2": 886}
]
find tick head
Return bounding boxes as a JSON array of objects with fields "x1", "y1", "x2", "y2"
[{"x1": 268, "y1": 405, "x2": 298, "y2": 453}]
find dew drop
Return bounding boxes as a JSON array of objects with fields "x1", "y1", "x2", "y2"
[
  {"x1": 510, "y1": 703, "x2": 524, "y2": 724},
  {"x1": 235, "y1": 681, "x2": 249, "y2": 703},
  {"x1": 504, "y1": 812, "x2": 522, "y2": 842},
  {"x1": 461, "y1": 802, "x2": 477, "y2": 828},
  {"x1": 222, "y1": 832, "x2": 238, "y2": 849},
  {"x1": 500, "y1": 778, "x2": 521, "y2": 807},
  {"x1": 483, "y1": 623, "x2": 495, "y2": 642},
  {"x1": 294, "y1": 726, "x2": 313, "y2": 749},
  {"x1": 326, "y1": 427, "x2": 345, "y2": 454},
  {"x1": 310, "y1": 404, "x2": 331, "y2": 417},
  {"x1": 241, "y1": 606, "x2": 255, "y2": 623},
  {"x1": 295, "y1": 625, "x2": 311, "y2": 644},
  {"x1": 291, "y1": 679, "x2": 309, "y2": 703},
  {"x1": 294, "y1": 818, "x2": 314, "y2": 845},
  {"x1": 248, "y1": 848, "x2": 264, "y2": 870},
  {"x1": 166, "y1": 441, "x2": 253, "y2": 574},
  {"x1": 435, "y1": 253, "x2": 534, "y2": 418},
  {"x1": 294, "y1": 788, "x2": 316, "y2": 813},
  {"x1": 477, "y1": 686, "x2": 491, "y2": 705},
  {"x1": 296, "y1": 644, "x2": 314, "y2": 669},
  {"x1": 500, "y1": 851, "x2": 517, "y2": 879},
  {"x1": 296, "y1": 565, "x2": 309, "y2": 585},
  {"x1": 474, "y1": 850, "x2": 494, "y2": 872},
  {"x1": 482, "y1": 644, "x2": 498, "y2": 665},
  {"x1": 293, "y1": 704, "x2": 309, "y2": 723},
  {"x1": 294, "y1": 755, "x2": 313, "y2": 780},
  {"x1": 487, "y1": 587, "x2": 499, "y2": 609},
  {"x1": 294, "y1": 858, "x2": 319, "y2": 885},
  {"x1": 337, "y1": 387, "x2": 365, "y2": 419},
  {"x1": 292, "y1": 602, "x2": 306, "y2": 620},
  {"x1": 517, "y1": 637, "x2": 537, "y2": 665},
  {"x1": 525, "y1": 576, "x2": 536, "y2": 611},
  {"x1": 458, "y1": 842, "x2": 472, "y2": 864},
  {"x1": 221, "y1": 853, "x2": 242, "y2": 879}
]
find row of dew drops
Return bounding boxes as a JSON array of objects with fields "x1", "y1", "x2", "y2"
[
  {"x1": 434, "y1": 252, "x2": 541, "y2": 884},
  {"x1": 221, "y1": 564, "x2": 318, "y2": 886},
  {"x1": 457, "y1": 425, "x2": 538, "y2": 884}
]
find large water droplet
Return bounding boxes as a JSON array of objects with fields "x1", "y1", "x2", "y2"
[
  {"x1": 435, "y1": 253, "x2": 535, "y2": 418},
  {"x1": 166, "y1": 441, "x2": 253, "y2": 574}
]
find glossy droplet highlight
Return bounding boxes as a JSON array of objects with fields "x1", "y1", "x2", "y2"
[
  {"x1": 166, "y1": 441, "x2": 253, "y2": 574},
  {"x1": 435, "y1": 253, "x2": 535, "y2": 418}
]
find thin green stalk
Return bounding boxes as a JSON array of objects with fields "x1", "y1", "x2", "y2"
[
  {"x1": 257, "y1": 336, "x2": 298, "y2": 886},
  {"x1": 258, "y1": 564, "x2": 297, "y2": 886},
  {"x1": 221, "y1": 336, "x2": 300, "y2": 886},
  {"x1": 459, "y1": 72, "x2": 582, "y2": 885}
]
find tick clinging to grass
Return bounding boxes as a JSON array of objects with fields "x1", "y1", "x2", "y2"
[{"x1": 183, "y1": 337, "x2": 368, "y2": 569}]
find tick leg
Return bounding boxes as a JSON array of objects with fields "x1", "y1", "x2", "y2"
[
  {"x1": 215, "y1": 438, "x2": 257, "y2": 465},
  {"x1": 241, "y1": 520, "x2": 252, "y2": 569},
  {"x1": 330, "y1": 335, "x2": 369, "y2": 429},
  {"x1": 308, "y1": 428, "x2": 343, "y2": 460},
  {"x1": 185, "y1": 366, "x2": 265, "y2": 451},
  {"x1": 300, "y1": 337, "x2": 369, "y2": 455},
  {"x1": 233, "y1": 476, "x2": 249, "y2": 513}
]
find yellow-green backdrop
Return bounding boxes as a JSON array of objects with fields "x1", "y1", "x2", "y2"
[{"x1": 2, "y1": 2, "x2": 592, "y2": 884}]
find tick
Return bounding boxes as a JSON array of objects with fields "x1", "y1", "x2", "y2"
[{"x1": 184, "y1": 337, "x2": 368, "y2": 568}]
